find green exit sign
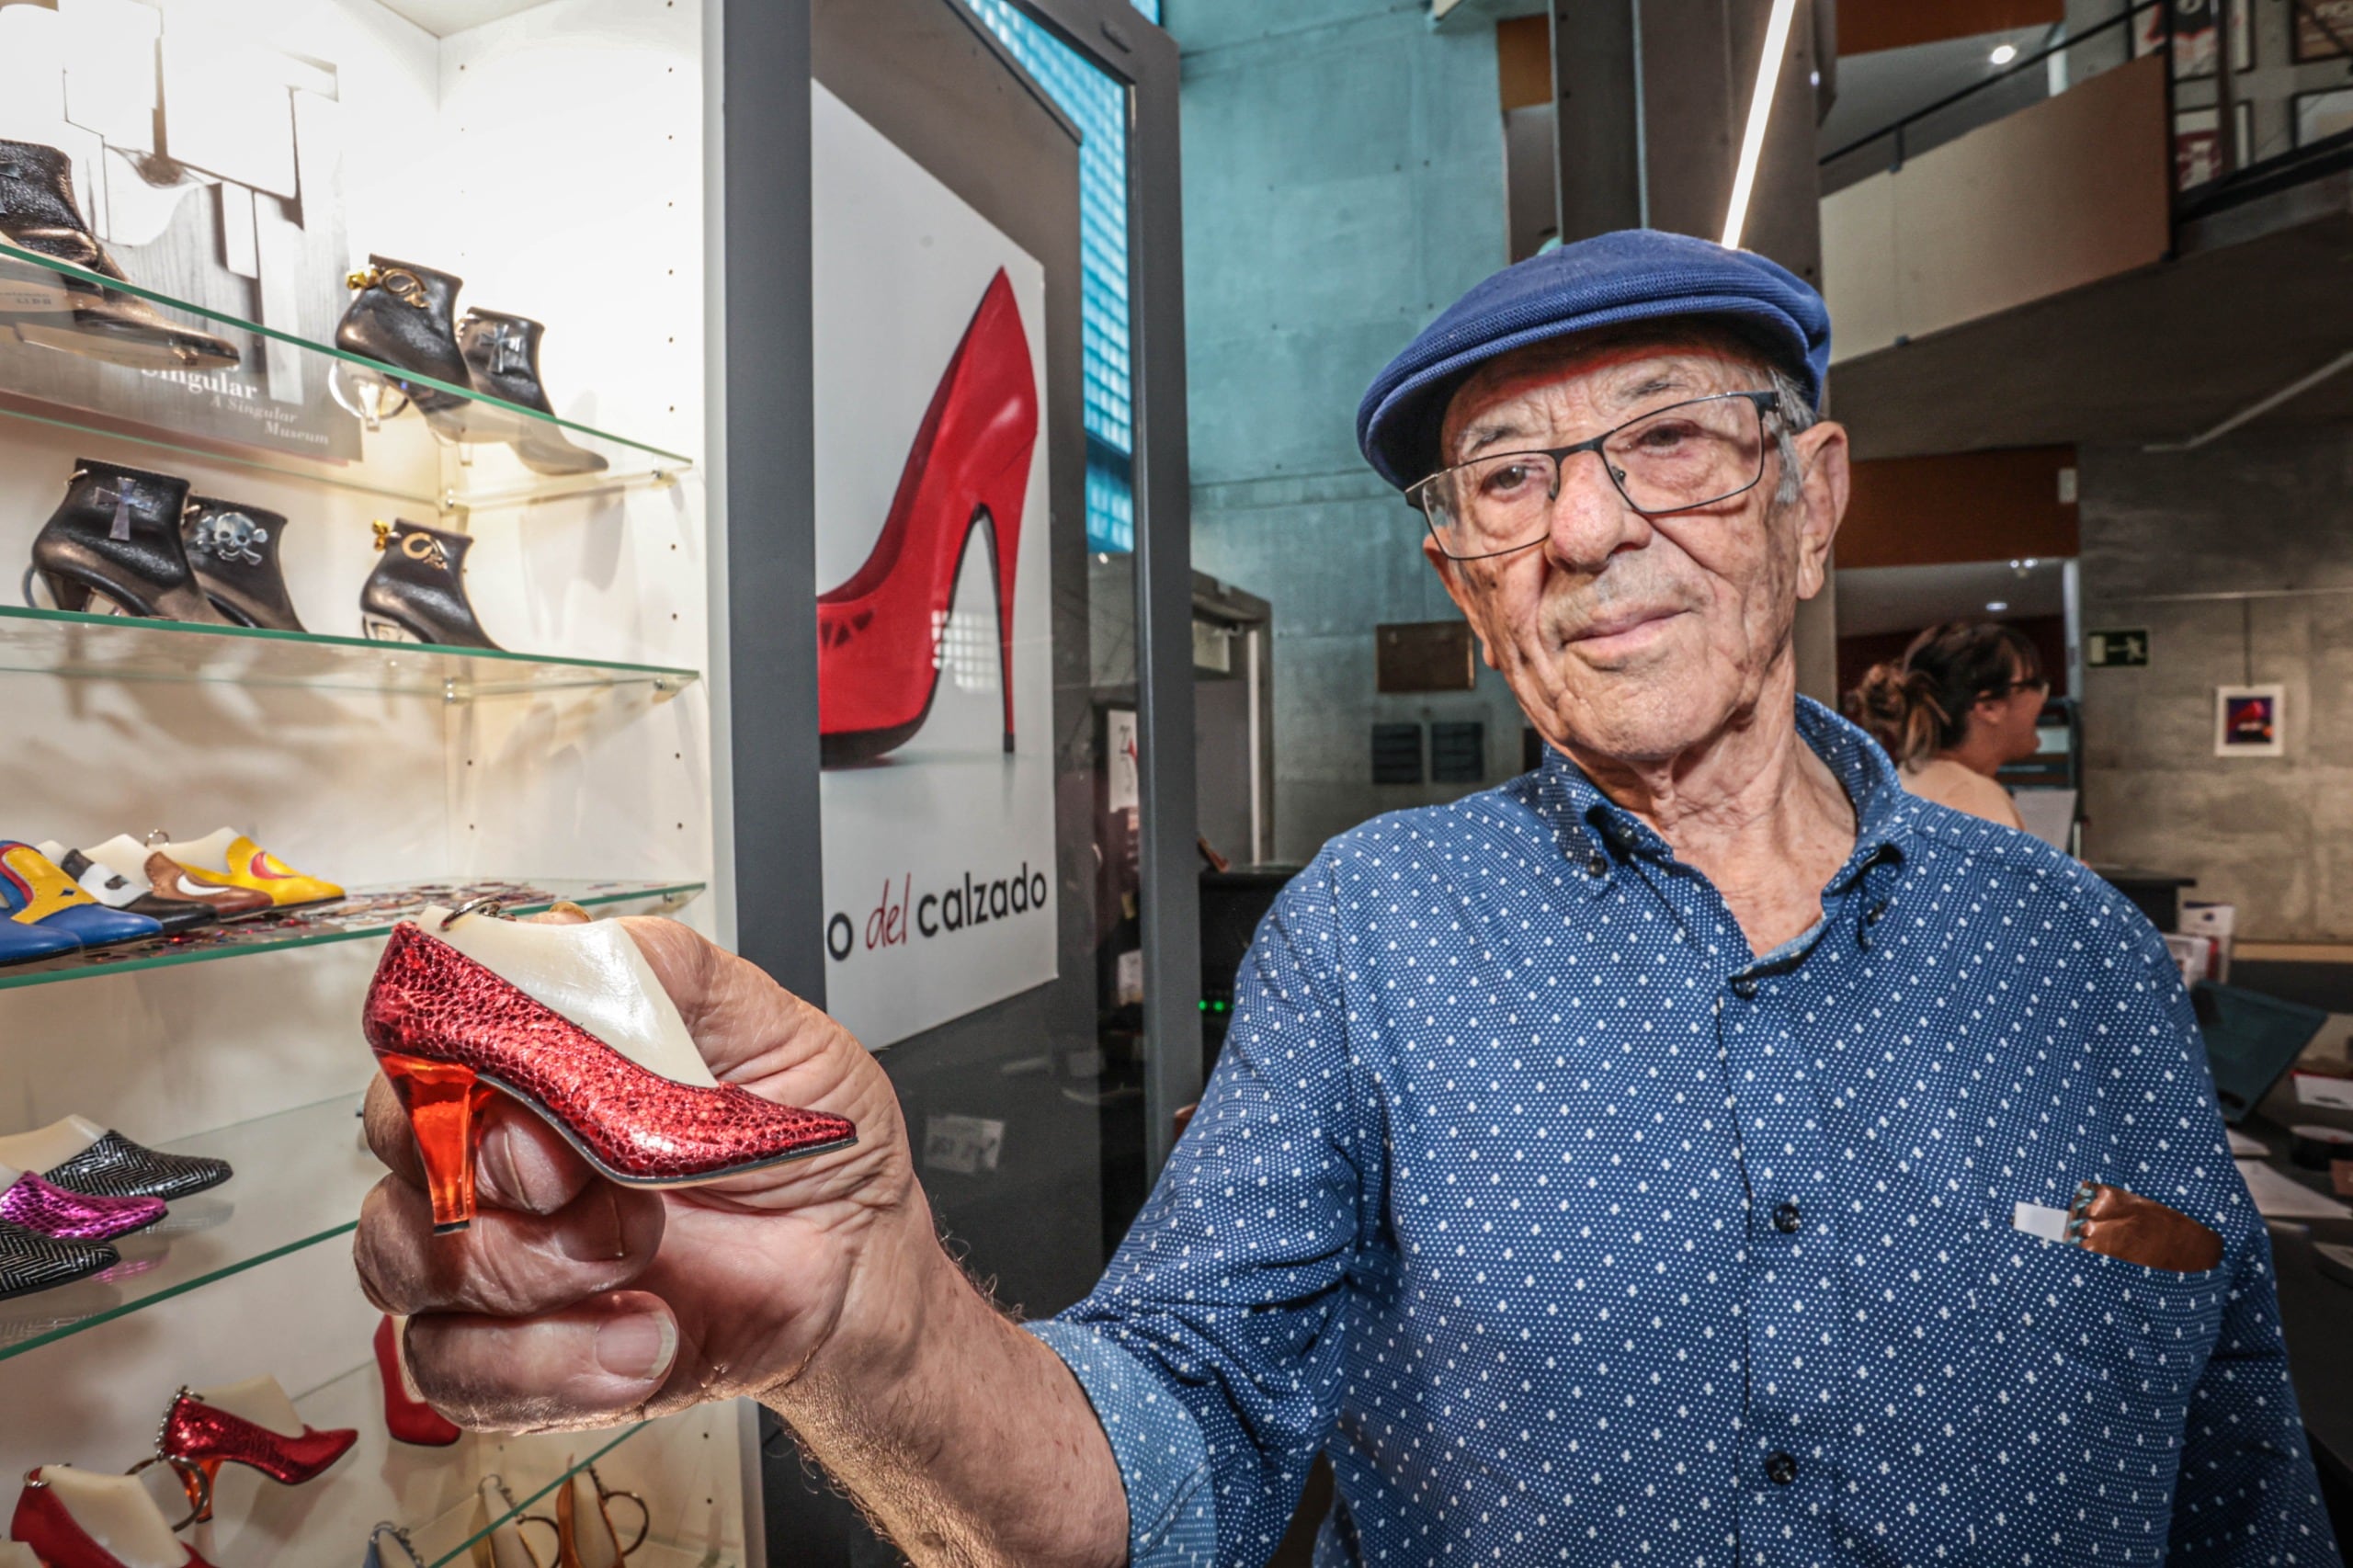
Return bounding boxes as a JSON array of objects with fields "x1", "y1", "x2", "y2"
[{"x1": 2087, "y1": 629, "x2": 2149, "y2": 668}]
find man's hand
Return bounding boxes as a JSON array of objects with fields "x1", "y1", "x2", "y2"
[{"x1": 352, "y1": 915, "x2": 1131, "y2": 1567}]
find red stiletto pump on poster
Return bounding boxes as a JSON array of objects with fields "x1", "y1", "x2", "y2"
[
  {"x1": 375, "y1": 1313, "x2": 461, "y2": 1446},
  {"x1": 364, "y1": 903, "x2": 857, "y2": 1234},
  {"x1": 817, "y1": 267, "x2": 1039, "y2": 767}
]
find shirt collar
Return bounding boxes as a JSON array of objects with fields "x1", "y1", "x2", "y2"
[{"x1": 1527, "y1": 698, "x2": 1916, "y2": 893}]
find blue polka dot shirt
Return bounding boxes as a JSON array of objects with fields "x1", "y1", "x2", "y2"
[{"x1": 1028, "y1": 699, "x2": 2341, "y2": 1567}]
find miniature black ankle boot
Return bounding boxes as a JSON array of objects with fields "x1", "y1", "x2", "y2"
[
  {"x1": 457, "y1": 309, "x2": 608, "y2": 477},
  {"x1": 182, "y1": 497, "x2": 304, "y2": 632},
  {"x1": 0, "y1": 141, "x2": 242, "y2": 370},
  {"x1": 332, "y1": 257, "x2": 473, "y2": 436},
  {"x1": 359, "y1": 518, "x2": 500, "y2": 650},
  {"x1": 29, "y1": 459, "x2": 225, "y2": 624}
]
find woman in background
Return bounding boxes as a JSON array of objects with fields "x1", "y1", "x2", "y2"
[{"x1": 1846, "y1": 620, "x2": 2051, "y2": 829}]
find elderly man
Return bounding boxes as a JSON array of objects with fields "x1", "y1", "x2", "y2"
[{"x1": 357, "y1": 232, "x2": 2338, "y2": 1566}]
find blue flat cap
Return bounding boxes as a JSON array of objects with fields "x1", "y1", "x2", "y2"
[{"x1": 1356, "y1": 230, "x2": 1832, "y2": 491}]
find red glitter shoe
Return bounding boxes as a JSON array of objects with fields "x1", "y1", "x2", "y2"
[
  {"x1": 10, "y1": 1466, "x2": 215, "y2": 1567},
  {"x1": 153, "y1": 1377, "x2": 358, "y2": 1522},
  {"x1": 375, "y1": 1313, "x2": 461, "y2": 1446},
  {"x1": 363, "y1": 906, "x2": 858, "y2": 1233}
]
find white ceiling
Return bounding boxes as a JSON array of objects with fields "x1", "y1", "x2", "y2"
[
  {"x1": 371, "y1": 0, "x2": 552, "y2": 38},
  {"x1": 1835, "y1": 558, "x2": 2069, "y2": 638},
  {"x1": 1818, "y1": 24, "x2": 2055, "y2": 161}
]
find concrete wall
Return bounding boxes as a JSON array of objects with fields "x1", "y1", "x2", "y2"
[
  {"x1": 2078, "y1": 426, "x2": 2353, "y2": 942},
  {"x1": 1169, "y1": 0, "x2": 1522, "y2": 864}
]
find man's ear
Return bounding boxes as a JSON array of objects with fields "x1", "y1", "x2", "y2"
[
  {"x1": 1422, "y1": 531, "x2": 1501, "y2": 669},
  {"x1": 1790, "y1": 420, "x2": 1850, "y2": 603}
]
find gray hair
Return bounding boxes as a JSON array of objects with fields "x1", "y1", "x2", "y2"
[{"x1": 1764, "y1": 363, "x2": 1817, "y2": 508}]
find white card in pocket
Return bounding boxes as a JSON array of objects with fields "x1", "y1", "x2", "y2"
[{"x1": 2013, "y1": 1201, "x2": 2069, "y2": 1243}]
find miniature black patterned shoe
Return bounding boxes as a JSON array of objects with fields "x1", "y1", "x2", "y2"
[
  {"x1": 0, "y1": 1217, "x2": 118, "y2": 1301},
  {"x1": 35, "y1": 1129, "x2": 231, "y2": 1201}
]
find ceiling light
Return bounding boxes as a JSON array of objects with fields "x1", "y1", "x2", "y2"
[
  {"x1": 1986, "y1": 600, "x2": 2010, "y2": 613},
  {"x1": 1722, "y1": 0, "x2": 1802, "y2": 251},
  {"x1": 1990, "y1": 42, "x2": 2019, "y2": 65}
]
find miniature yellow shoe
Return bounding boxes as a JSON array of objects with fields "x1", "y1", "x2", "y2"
[{"x1": 154, "y1": 827, "x2": 345, "y2": 909}]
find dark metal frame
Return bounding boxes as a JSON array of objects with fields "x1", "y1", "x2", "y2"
[
  {"x1": 1004, "y1": 0, "x2": 1201, "y2": 1176},
  {"x1": 718, "y1": 0, "x2": 1198, "y2": 1212},
  {"x1": 722, "y1": 3, "x2": 1195, "y2": 1556}
]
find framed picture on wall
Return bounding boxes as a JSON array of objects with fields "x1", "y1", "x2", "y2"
[
  {"x1": 2136, "y1": 0, "x2": 2254, "y2": 75},
  {"x1": 2295, "y1": 87, "x2": 2353, "y2": 146},
  {"x1": 2215, "y1": 684, "x2": 2287, "y2": 756},
  {"x1": 2293, "y1": 0, "x2": 2353, "y2": 62},
  {"x1": 2175, "y1": 103, "x2": 2255, "y2": 188}
]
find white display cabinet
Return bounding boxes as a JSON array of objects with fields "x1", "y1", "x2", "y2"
[{"x1": 0, "y1": 0, "x2": 753, "y2": 1561}]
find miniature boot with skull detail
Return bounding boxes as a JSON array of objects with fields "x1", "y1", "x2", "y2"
[{"x1": 182, "y1": 498, "x2": 304, "y2": 632}]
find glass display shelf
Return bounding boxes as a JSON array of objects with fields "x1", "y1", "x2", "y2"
[
  {"x1": 0, "y1": 239, "x2": 692, "y2": 514},
  {"x1": 0, "y1": 1092, "x2": 373, "y2": 1363},
  {"x1": 413, "y1": 1421, "x2": 654, "y2": 1568},
  {"x1": 171, "y1": 1355, "x2": 733, "y2": 1566},
  {"x1": 0, "y1": 603, "x2": 701, "y2": 700},
  {"x1": 0, "y1": 877, "x2": 707, "y2": 993}
]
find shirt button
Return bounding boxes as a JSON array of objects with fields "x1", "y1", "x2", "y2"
[
  {"x1": 1766, "y1": 1450, "x2": 1799, "y2": 1485},
  {"x1": 1771, "y1": 1200, "x2": 1802, "y2": 1233},
  {"x1": 1586, "y1": 853, "x2": 1608, "y2": 878},
  {"x1": 1865, "y1": 900, "x2": 1889, "y2": 926},
  {"x1": 1730, "y1": 975, "x2": 1757, "y2": 999}
]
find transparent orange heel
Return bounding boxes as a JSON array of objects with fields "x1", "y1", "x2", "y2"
[
  {"x1": 176, "y1": 1460, "x2": 220, "y2": 1526},
  {"x1": 379, "y1": 1053, "x2": 493, "y2": 1233}
]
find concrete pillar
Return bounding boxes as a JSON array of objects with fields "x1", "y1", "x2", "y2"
[
  {"x1": 1550, "y1": 0, "x2": 1824, "y2": 287},
  {"x1": 1550, "y1": 0, "x2": 1834, "y2": 694}
]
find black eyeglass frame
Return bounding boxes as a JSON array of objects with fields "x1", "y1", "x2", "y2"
[
  {"x1": 1975, "y1": 674, "x2": 2052, "y2": 703},
  {"x1": 1408, "y1": 388, "x2": 1784, "y2": 561}
]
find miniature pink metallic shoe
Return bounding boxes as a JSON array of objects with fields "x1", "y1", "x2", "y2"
[
  {"x1": 363, "y1": 905, "x2": 857, "y2": 1233},
  {"x1": 152, "y1": 1377, "x2": 358, "y2": 1523},
  {"x1": 0, "y1": 1167, "x2": 163, "y2": 1242}
]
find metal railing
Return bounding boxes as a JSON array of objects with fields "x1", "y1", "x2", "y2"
[
  {"x1": 1818, "y1": 1, "x2": 2160, "y2": 194},
  {"x1": 1817, "y1": 0, "x2": 2353, "y2": 224}
]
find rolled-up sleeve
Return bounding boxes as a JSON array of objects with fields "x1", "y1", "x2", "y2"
[
  {"x1": 1028, "y1": 852, "x2": 1377, "y2": 1566},
  {"x1": 1025, "y1": 1320, "x2": 1219, "y2": 1564}
]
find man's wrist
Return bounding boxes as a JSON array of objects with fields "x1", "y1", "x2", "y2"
[{"x1": 763, "y1": 1182, "x2": 982, "y2": 1413}]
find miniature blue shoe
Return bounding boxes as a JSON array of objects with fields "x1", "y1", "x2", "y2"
[{"x1": 0, "y1": 842, "x2": 163, "y2": 964}]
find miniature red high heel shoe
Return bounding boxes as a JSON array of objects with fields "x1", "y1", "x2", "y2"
[
  {"x1": 817, "y1": 268, "x2": 1038, "y2": 767},
  {"x1": 363, "y1": 904, "x2": 857, "y2": 1233},
  {"x1": 10, "y1": 1466, "x2": 214, "y2": 1567},
  {"x1": 151, "y1": 1378, "x2": 358, "y2": 1523},
  {"x1": 375, "y1": 1313, "x2": 460, "y2": 1446}
]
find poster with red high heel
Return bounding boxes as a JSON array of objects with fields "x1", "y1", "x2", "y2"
[{"x1": 811, "y1": 85, "x2": 1057, "y2": 1049}]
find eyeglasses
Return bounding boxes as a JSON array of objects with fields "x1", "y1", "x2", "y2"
[
  {"x1": 1409, "y1": 390, "x2": 1781, "y2": 562},
  {"x1": 1982, "y1": 676, "x2": 2051, "y2": 701}
]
